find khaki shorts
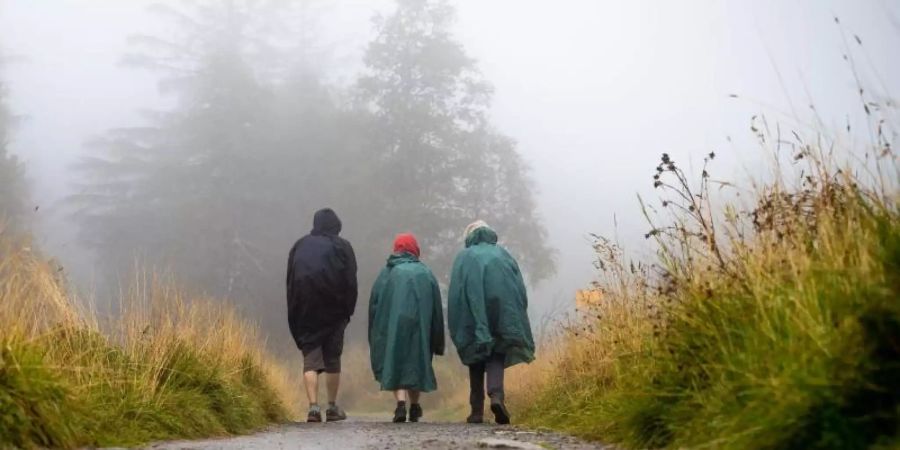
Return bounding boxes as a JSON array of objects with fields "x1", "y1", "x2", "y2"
[{"x1": 302, "y1": 321, "x2": 347, "y2": 374}]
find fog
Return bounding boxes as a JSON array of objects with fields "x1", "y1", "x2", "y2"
[{"x1": 1, "y1": 0, "x2": 898, "y2": 348}]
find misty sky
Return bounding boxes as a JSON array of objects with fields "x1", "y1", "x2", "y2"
[{"x1": 2, "y1": 0, "x2": 898, "y2": 316}]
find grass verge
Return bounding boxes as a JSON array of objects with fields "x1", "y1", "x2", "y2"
[
  {"x1": 0, "y1": 237, "x2": 302, "y2": 448},
  {"x1": 509, "y1": 134, "x2": 899, "y2": 449}
]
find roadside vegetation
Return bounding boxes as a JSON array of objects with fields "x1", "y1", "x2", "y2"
[
  {"x1": 0, "y1": 235, "x2": 302, "y2": 448},
  {"x1": 508, "y1": 114, "x2": 899, "y2": 448}
]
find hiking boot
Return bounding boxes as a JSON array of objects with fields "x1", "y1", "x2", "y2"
[
  {"x1": 393, "y1": 403, "x2": 407, "y2": 423},
  {"x1": 490, "y1": 394, "x2": 510, "y2": 425},
  {"x1": 307, "y1": 406, "x2": 322, "y2": 423},
  {"x1": 408, "y1": 403, "x2": 423, "y2": 423},
  {"x1": 466, "y1": 404, "x2": 484, "y2": 424},
  {"x1": 325, "y1": 404, "x2": 347, "y2": 422}
]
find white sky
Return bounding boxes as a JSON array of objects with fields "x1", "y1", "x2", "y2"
[{"x1": 1, "y1": 0, "x2": 898, "y2": 314}]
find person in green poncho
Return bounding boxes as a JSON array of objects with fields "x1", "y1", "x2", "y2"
[
  {"x1": 368, "y1": 233, "x2": 445, "y2": 423},
  {"x1": 448, "y1": 220, "x2": 535, "y2": 425}
]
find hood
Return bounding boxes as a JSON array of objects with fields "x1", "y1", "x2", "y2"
[
  {"x1": 311, "y1": 208, "x2": 342, "y2": 236},
  {"x1": 465, "y1": 225, "x2": 498, "y2": 248},
  {"x1": 464, "y1": 220, "x2": 489, "y2": 241},
  {"x1": 387, "y1": 252, "x2": 419, "y2": 268}
]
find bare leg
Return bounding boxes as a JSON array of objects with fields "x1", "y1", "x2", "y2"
[
  {"x1": 304, "y1": 371, "x2": 319, "y2": 406},
  {"x1": 393, "y1": 389, "x2": 408, "y2": 402},
  {"x1": 325, "y1": 372, "x2": 340, "y2": 404}
]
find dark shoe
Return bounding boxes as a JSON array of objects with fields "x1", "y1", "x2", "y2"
[
  {"x1": 408, "y1": 403, "x2": 423, "y2": 422},
  {"x1": 393, "y1": 404, "x2": 407, "y2": 423},
  {"x1": 490, "y1": 400, "x2": 510, "y2": 425},
  {"x1": 325, "y1": 404, "x2": 347, "y2": 422},
  {"x1": 307, "y1": 407, "x2": 322, "y2": 423},
  {"x1": 467, "y1": 403, "x2": 484, "y2": 424}
]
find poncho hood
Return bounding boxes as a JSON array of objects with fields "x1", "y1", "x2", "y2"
[
  {"x1": 386, "y1": 252, "x2": 419, "y2": 268},
  {"x1": 312, "y1": 208, "x2": 342, "y2": 236},
  {"x1": 465, "y1": 226, "x2": 498, "y2": 248}
]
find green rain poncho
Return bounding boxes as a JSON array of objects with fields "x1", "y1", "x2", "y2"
[
  {"x1": 368, "y1": 253, "x2": 445, "y2": 392},
  {"x1": 448, "y1": 226, "x2": 535, "y2": 367}
]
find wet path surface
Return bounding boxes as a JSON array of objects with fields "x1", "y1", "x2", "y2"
[{"x1": 146, "y1": 419, "x2": 609, "y2": 450}]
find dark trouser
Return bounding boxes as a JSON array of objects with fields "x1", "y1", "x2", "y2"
[{"x1": 469, "y1": 352, "x2": 505, "y2": 411}]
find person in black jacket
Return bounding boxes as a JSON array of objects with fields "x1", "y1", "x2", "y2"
[{"x1": 287, "y1": 208, "x2": 358, "y2": 423}]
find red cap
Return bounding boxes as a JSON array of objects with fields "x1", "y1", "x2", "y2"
[{"x1": 393, "y1": 233, "x2": 420, "y2": 258}]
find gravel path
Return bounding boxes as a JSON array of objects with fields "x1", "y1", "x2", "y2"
[{"x1": 145, "y1": 418, "x2": 609, "y2": 450}]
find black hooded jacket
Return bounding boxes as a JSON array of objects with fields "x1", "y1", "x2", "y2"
[{"x1": 286, "y1": 208, "x2": 358, "y2": 351}]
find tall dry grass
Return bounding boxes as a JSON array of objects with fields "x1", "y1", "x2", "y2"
[
  {"x1": 0, "y1": 235, "x2": 302, "y2": 448},
  {"x1": 509, "y1": 123, "x2": 899, "y2": 449}
]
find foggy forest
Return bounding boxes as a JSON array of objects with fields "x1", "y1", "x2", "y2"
[{"x1": 0, "y1": 1, "x2": 898, "y2": 449}]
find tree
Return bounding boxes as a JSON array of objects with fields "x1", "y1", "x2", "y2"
[
  {"x1": 72, "y1": 0, "x2": 556, "y2": 348},
  {"x1": 71, "y1": 1, "x2": 343, "y2": 328},
  {"x1": 353, "y1": 0, "x2": 555, "y2": 283},
  {"x1": 0, "y1": 73, "x2": 27, "y2": 231}
]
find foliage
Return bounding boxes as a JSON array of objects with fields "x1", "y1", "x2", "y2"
[
  {"x1": 0, "y1": 235, "x2": 301, "y2": 448},
  {"x1": 354, "y1": 0, "x2": 555, "y2": 283},
  {"x1": 509, "y1": 129, "x2": 899, "y2": 448},
  {"x1": 71, "y1": 1, "x2": 298, "y2": 305},
  {"x1": 508, "y1": 21, "x2": 899, "y2": 447}
]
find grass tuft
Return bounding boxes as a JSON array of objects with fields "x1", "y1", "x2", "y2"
[
  {"x1": 509, "y1": 131, "x2": 899, "y2": 449},
  {"x1": 0, "y1": 236, "x2": 302, "y2": 448}
]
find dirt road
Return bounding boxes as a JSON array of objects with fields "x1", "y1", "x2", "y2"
[{"x1": 146, "y1": 419, "x2": 608, "y2": 450}]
